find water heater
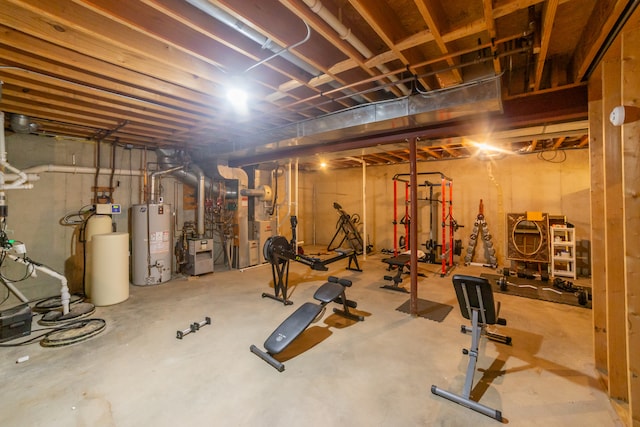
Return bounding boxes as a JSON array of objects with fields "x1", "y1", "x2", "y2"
[{"x1": 131, "y1": 204, "x2": 172, "y2": 285}]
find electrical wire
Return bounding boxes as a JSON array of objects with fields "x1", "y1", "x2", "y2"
[
  {"x1": 0, "y1": 251, "x2": 36, "y2": 283},
  {"x1": 537, "y1": 150, "x2": 567, "y2": 163},
  {"x1": 60, "y1": 204, "x2": 95, "y2": 225},
  {"x1": 0, "y1": 284, "x2": 9, "y2": 305}
]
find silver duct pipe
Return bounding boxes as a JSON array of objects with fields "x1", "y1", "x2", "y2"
[
  {"x1": 155, "y1": 148, "x2": 210, "y2": 237},
  {"x1": 0, "y1": 112, "x2": 33, "y2": 191},
  {"x1": 9, "y1": 114, "x2": 38, "y2": 134}
]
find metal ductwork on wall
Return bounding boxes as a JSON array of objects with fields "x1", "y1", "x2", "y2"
[
  {"x1": 9, "y1": 114, "x2": 39, "y2": 134},
  {"x1": 155, "y1": 149, "x2": 253, "y2": 269}
]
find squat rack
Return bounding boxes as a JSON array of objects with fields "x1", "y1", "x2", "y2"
[{"x1": 392, "y1": 172, "x2": 456, "y2": 277}]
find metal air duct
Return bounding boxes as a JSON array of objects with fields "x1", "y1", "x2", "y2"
[{"x1": 10, "y1": 114, "x2": 38, "y2": 134}]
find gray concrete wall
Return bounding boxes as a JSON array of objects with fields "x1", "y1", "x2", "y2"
[
  {"x1": 1, "y1": 130, "x2": 590, "y2": 305},
  {"x1": 2, "y1": 133, "x2": 186, "y2": 302},
  {"x1": 297, "y1": 149, "x2": 590, "y2": 268}
]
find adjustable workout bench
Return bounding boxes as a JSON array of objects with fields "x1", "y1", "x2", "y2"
[
  {"x1": 250, "y1": 276, "x2": 364, "y2": 372},
  {"x1": 381, "y1": 253, "x2": 426, "y2": 293},
  {"x1": 431, "y1": 274, "x2": 511, "y2": 421},
  {"x1": 381, "y1": 254, "x2": 411, "y2": 292}
]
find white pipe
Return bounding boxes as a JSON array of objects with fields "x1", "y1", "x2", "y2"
[
  {"x1": 23, "y1": 164, "x2": 145, "y2": 176},
  {"x1": 294, "y1": 158, "x2": 300, "y2": 251},
  {"x1": 362, "y1": 160, "x2": 366, "y2": 260},
  {"x1": 303, "y1": 0, "x2": 410, "y2": 95},
  {"x1": 347, "y1": 157, "x2": 367, "y2": 260},
  {"x1": 2, "y1": 174, "x2": 40, "y2": 182},
  {"x1": 197, "y1": 173, "x2": 205, "y2": 237},
  {"x1": 279, "y1": 162, "x2": 292, "y2": 235},
  {"x1": 150, "y1": 165, "x2": 183, "y2": 203},
  {"x1": 7, "y1": 252, "x2": 70, "y2": 315}
]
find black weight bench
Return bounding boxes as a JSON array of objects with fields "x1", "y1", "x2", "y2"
[
  {"x1": 431, "y1": 274, "x2": 511, "y2": 421},
  {"x1": 381, "y1": 254, "x2": 411, "y2": 292},
  {"x1": 381, "y1": 254, "x2": 426, "y2": 293},
  {"x1": 250, "y1": 276, "x2": 364, "y2": 372}
]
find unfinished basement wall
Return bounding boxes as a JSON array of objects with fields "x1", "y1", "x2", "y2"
[
  {"x1": 589, "y1": 8, "x2": 640, "y2": 425},
  {"x1": 298, "y1": 149, "x2": 590, "y2": 268},
  {"x1": 1, "y1": 133, "x2": 185, "y2": 302}
]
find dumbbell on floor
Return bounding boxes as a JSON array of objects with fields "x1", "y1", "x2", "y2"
[
  {"x1": 192, "y1": 316, "x2": 212, "y2": 331},
  {"x1": 176, "y1": 316, "x2": 212, "y2": 339},
  {"x1": 176, "y1": 324, "x2": 197, "y2": 339}
]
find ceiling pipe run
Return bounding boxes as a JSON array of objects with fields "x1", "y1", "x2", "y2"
[
  {"x1": 302, "y1": 0, "x2": 411, "y2": 96},
  {"x1": 185, "y1": 0, "x2": 366, "y2": 103}
]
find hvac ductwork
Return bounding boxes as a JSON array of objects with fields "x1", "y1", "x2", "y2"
[
  {"x1": 222, "y1": 75, "x2": 502, "y2": 160},
  {"x1": 9, "y1": 114, "x2": 39, "y2": 134}
]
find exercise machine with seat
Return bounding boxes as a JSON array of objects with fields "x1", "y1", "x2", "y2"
[
  {"x1": 250, "y1": 276, "x2": 364, "y2": 372},
  {"x1": 431, "y1": 274, "x2": 511, "y2": 421}
]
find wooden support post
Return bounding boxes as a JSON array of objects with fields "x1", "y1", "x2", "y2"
[
  {"x1": 588, "y1": 65, "x2": 608, "y2": 375},
  {"x1": 602, "y1": 37, "x2": 628, "y2": 402},
  {"x1": 622, "y1": 21, "x2": 640, "y2": 426}
]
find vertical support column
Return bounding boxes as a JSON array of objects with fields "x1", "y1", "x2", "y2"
[
  {"x1": 393, "y1": 179, "x2": 398, "y2": 256},
  {"x1": 441, "y1": 177, "x2": 446, "y2": 275},
  {"x1": 589, "y1": 65, "x2": 608, "y2": 374},
  {"x1": 602, "y1": 37, "x2": 628, "y2": 402},
  {"x1": 449, "y1": 180, "x2": 454, "y2": 267},
  {"x1": 409, "y1": 137, "x2": 419, "y2": 316},
  {"x1": 405, "y1": 182, "x2": 409, "y2": 250},
  {"x1": 362, "y1": 159, "x2": 367, "y2": 260},
  {"x1": 622, "y1": 21, "x2": 640, "y2": 425}
]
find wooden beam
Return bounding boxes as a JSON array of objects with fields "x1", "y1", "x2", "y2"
[
  {"x1": 483, "y1": 0, "x2": 502, "y2": 75},
  {"x1": 277, "y1": 0, "x2": 403, "y2": 98},
  {"x1": 589, "y1": 63, "x2": 608, "y2": 377},
  {"x1": 551, "y1": 136, "x2": 565, "y2": 149},
  {"x1": 621, "y1": 16, "x2": 640, "y2": 425},
  {"x1": 534, "y1": 0, "x2": 558, "y2": 90},
  {"x1": 349, "y1": 0, "x2": 437, "y2": 91},
  {"x1": 577, "y1": 134, "x2": 589, "y2": 147},
  {"x1": 601, "y1": 37, "x2": 628, "y2": 403},
  {"x1": 412, "y1": 0, "x2": 463, "y2": 85},
  {"x1": 572, "y1": 0, "x2": 631, "y2": 82}
]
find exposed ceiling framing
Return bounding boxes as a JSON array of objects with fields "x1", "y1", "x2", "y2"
[{"x1": 0, "y1": 0, "x2": 636, "y2": 170}]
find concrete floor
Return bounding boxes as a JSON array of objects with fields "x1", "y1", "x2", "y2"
[{"x1": 0, "y1": 251, "x2": 623, "y2": 427}]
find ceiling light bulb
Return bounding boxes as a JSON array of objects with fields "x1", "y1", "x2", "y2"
[{"x1": 227, "y1": 87, "x2": 248, "y2": 107}]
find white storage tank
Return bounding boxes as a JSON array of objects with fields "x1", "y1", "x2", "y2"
[
  {"x1": 84, "y1": 214, "x2": 113, "y2": 297},
  {"x1": 131, "y1": 204, "x2": 172, "y2": 285}
]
